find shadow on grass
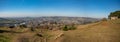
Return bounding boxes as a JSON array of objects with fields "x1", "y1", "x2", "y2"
[{"x1": 0, "y1": 30, "x2": 23, "y2": 33}]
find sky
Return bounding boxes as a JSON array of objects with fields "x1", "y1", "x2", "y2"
[{"x1": 0, "y1": 0, "x2": 120, "y2": 18}]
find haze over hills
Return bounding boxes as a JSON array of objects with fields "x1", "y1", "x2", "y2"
[
  {"x1": 0, "y1": 16, "x2": 100, "y2": 25},
  {"x1": 0, "y1": 18, "x2": 16, "y2": 23}
]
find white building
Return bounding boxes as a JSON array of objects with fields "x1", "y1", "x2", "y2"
[{"x1": 110, "y1": 16, "x2": 118, "y2": 20}]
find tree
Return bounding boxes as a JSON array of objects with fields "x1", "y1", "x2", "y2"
[{"x1": 108, "y1": 11, "x2": 120, "y2": 19}]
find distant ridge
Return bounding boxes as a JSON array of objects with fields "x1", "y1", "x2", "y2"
[
  {"x1": 0, "y1": 18, "x2": 9, "y2": 21},
  {"x1": 0, "y1": 18, "x2": 16, "y2": 23}
]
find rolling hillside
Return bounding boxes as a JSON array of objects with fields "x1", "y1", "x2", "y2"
[{"x1": 61, "y1": 19, "x2": 120, "y2": 42}]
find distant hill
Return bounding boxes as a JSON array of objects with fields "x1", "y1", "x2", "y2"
[
  {"x1": 0, "y1": 18, "x2": 9, "y2": 21},
  {"x1": 0, "y1": 16, "x2": 100, "y2": 25},
  {"x1": 34, "y1": 16, "x2": 100, "y2": 24},
  {"x1": 0, "y1": 18, "x2": 16, "y2": 23}
]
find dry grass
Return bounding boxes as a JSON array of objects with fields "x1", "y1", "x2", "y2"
[{"x1": 62, "y1": 19, "x2": 120, "y2": 42}]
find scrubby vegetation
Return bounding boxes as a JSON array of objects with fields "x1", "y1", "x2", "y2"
[{"x1": 63, "y1": 25, "x2": 76, "y2": 31}]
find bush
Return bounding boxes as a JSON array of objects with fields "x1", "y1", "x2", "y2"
[
  {"x1": 9, "y1": 26, "x2": 15, "y2": 28},
  {"x1": 69, "y1": 26, "x2": 76, "y2": 30},
  {"x1": 63, "y1": 25, "x2": 76, "y2": 31},
  {"x1": 63, "y1": 25, "x2": 69, "y2": 31}
]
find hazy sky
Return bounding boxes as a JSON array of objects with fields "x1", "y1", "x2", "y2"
[{"x1": 0, "y1": 0, "x2": 120, "y2": 18}]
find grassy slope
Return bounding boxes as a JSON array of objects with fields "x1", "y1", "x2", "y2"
[
  {"x1": 62, "y1": 19, "x2": 120, "y2": 42},
  {"x1": 0, "y1": 27, "x2": 63, "y2": 42}
]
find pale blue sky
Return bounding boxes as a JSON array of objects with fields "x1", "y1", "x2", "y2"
[{"x1": 0, "y1": 0, "x2": 120, "y2": 18}]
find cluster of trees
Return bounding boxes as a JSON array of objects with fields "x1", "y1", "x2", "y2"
[
  {"x1": 63, "y1": 25, "x2": 76, "y2": 31},
  {"x1": 108, "y1": 11, "x2": 120, "y2": 19}
]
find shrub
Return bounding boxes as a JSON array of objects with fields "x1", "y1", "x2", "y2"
[
  {"x1": 69, "y1": 26, "x2": 76, "y2": 30},
  {"x1": 63, "y1": 25, "x2": 69, "y2": 31},
  {"x1": 9, "y1": 26, "x2": 15, "y2": 28},
  {"x1": 63, "y1": 25, "x2": 76, "y2": 31}
]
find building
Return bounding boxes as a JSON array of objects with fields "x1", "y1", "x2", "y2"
[{"x1": 110, "y1": 16, "x2": 118, "y2": 20}]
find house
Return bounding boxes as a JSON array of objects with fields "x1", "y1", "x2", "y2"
[{"x1": 110, "y1": 16, "x2": 118, "y2": 20}]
